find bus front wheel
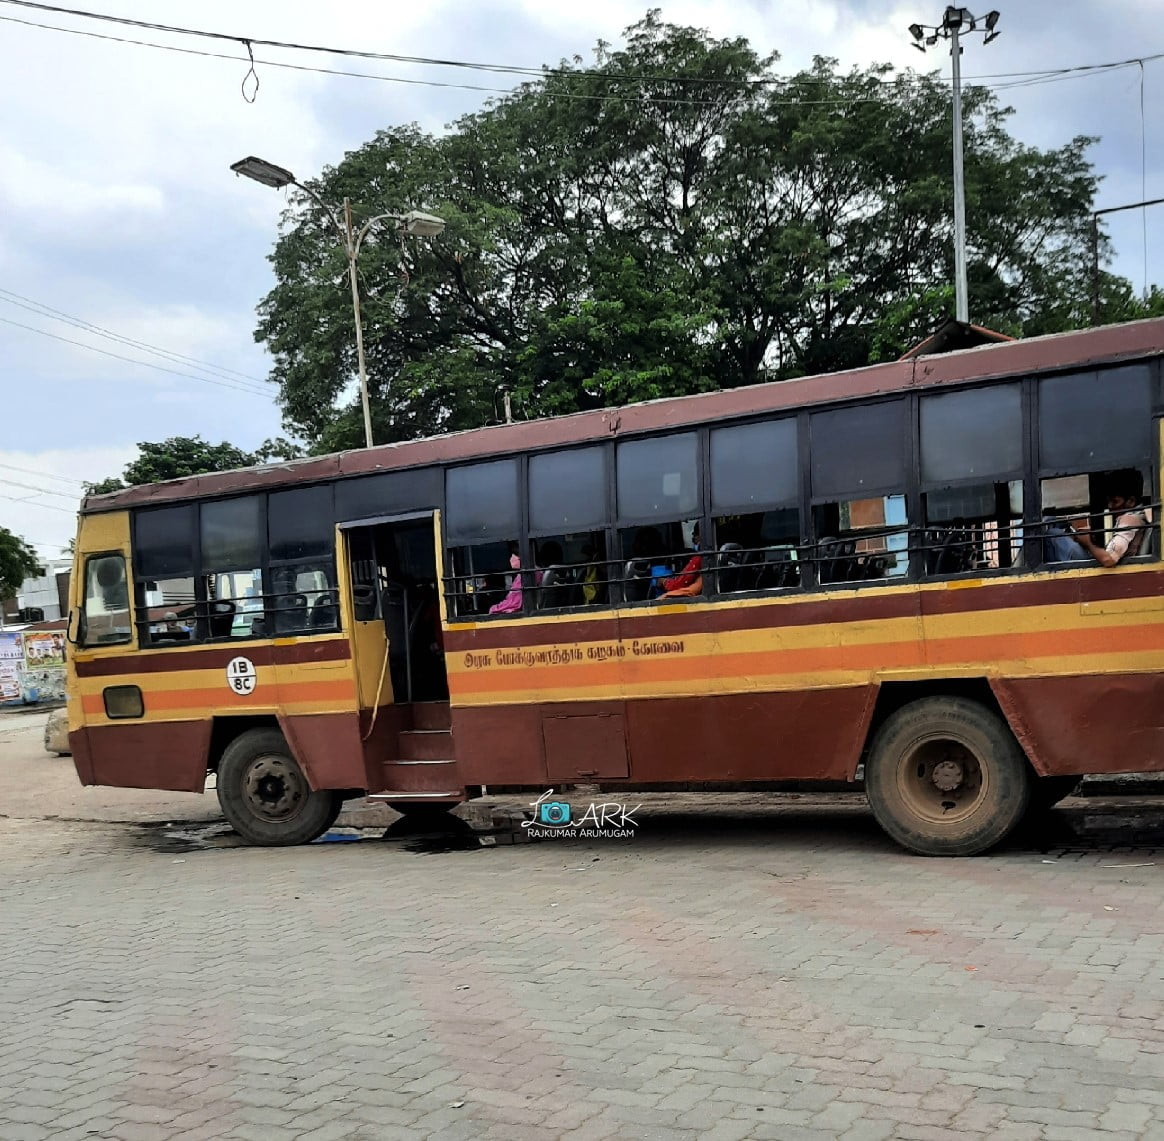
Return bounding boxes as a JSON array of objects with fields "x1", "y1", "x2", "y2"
[
  {"x1": 217, "y1": 729, "x2": 342, "y2": 846},
  {"x1": 865, "y1": 697, "x2": 1030, "y2": 857}
]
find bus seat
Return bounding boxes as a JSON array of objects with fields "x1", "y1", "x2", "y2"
[
  {"x1": 207, "y1": 600, "x2": 235, "y2": 637},
  {"x1": 309, "y1": 592, "x2": 338, "y2": 629},
  {"x1": 276, "y1": 593, "x2": 309, "y2": 634},
  {"x1": 716, "y1": 543, "x2": 746, "y2": 593},
  {"x1": 623, "y1": 560, "x2": 653, "y2": 602},
  {"x1": 757, "y1": 547, "x2": 796, "y2": 590},
  {"x1": 538, "y1": 566, "x2": 576, "y2": 609}
]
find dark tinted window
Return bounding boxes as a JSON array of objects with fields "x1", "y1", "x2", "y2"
[
  {"x1": 135, "y1": 505, "x2": 196, "y2": 579},
  {"x1": 710, "y1": 419, "x2": 798, "y2": 511},
  {"x1": 201, "y1": 496, "x2": 263, "y2": 572},
  {"x1": 269, "y1": 485, "x2": 334, "y2": 561},
  {"x1": 617, "y1": 433, "x2": 699, "y2": 520},
  {"x1": 921, "y1": 384, "x2": 1023, "y2": 485},
  {"x1": 810, "y1": 401, "x2": 906, "y2": 499},
  {"x1": 335, "y1": 468, "x2": 442, "y2": 521},
  {"x1": 529, "y1": 447, "x2": 607, "y2": 533},
  {"x1": 1039, "y1": 365, "x2": 1152, "y2": 474},
  {"x1": 446, "y1": 460, "x2": 519, "y2": 543}
]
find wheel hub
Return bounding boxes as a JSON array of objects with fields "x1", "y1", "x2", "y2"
[
  {"x1": 243, "y1": 755, "x2": 305, "y2": 822},
  {"x1": 931, "y1": 758, "x2": 964, "y2": 793}
]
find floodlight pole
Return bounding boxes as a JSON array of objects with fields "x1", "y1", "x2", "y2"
[
  {"x1": 909, "y1": 8, "x2": 999, "y2": 325},
  {"x1": 949, "y1": 20, "x2": 968, "y2": 324}
]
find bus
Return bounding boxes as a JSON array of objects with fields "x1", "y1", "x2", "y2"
[{"x1": 66, "y1": 317, "x2": 1164, "y2": 856}]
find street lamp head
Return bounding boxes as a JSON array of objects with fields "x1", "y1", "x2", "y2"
[
  {"x1": 400, "y1": 210, "x2": 446, "y2": 238},
  {"x1": 909, "y1": 22, "x2": 925, "y2": 41},
  {"x1": 984, "y1": 9, "x2": 1000, "y2": 30},
  {"x1": 942, "y1": 5, "x2": 971, "y2": 31},
  {"x1": 230, "y1": 156, "x2": 297, "y2": 189}
]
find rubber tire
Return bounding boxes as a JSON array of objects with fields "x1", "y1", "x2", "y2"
[
  {"x1": 1026, "y1": 775, "x2": 1081, "y2": 814},
  {"x1": 865, "y1": 696, "x2": 1031, "y2": 857},
  {"x1": 217, "y1": 728, "x2": 342, "y2": 846}
]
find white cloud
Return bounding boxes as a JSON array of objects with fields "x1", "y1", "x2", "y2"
[
  {"x1": 0, "y1": 0, "x2": 1159, "y2": 487},
  {"x1": 0, "y1": 447, "x2": 136, "y2": 558}
]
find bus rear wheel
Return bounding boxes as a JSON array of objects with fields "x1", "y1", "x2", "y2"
[
  {"x1": 865, "y1": 696, "x2": 1030, "y2": 857},
  {"x1": 217, "y1": 729, "x2": 342, "y2": 846}
]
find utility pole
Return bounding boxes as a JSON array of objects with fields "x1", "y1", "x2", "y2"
[
  {"x1": 1090, "y1": 197, "x2": 1164, "y2": 325},
  {"x1": 909, "y1": 7, "x2": 1001, "y2": 324}
]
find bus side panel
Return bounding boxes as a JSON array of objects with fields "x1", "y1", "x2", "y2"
[
  {"x1": 75, "y1": 720, "x2": 211, "y2": 792},
  {"x1": 624, "y1": 687, "x2": 874, "y2": 783},
  {"x1": 279, "y1": 711, "x2": 367, "y2": 791},
  {"x1": 992, "y1": 673, "x2": 1164, "y2": 777},
  {"x1": 451, "y1": 686, "x2": 875, "y2": 785}
]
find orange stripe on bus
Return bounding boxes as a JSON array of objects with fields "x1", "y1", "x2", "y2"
[
  {"x1": 80, "y1": 677, "x2": 356, "y2": 715},
  {"x1": 447, "y1": 621, "x2": 1163, "y2": 695}
]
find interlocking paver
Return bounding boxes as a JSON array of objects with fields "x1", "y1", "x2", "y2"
[{"x1": 3, "y1": 799, "x2": 1164, "y2": 1140}]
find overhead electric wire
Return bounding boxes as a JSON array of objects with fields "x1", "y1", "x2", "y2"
[
  {"x1": 0, "y1": 477, "x2": 78, "y2": 501},
  {"x1": 0, "y1": 462, "x2": 86, "y2": 488},
  {"x1": 0, "y1": 0, "x2": 1160, "y2": 90},
  {"x1": 0, "y1": 492, "x2": 76, "y2": 514},
  {"x1": 0, "y1": 288, "x2": 271, "y2": 388},
  {"x1": 0, "y1": 2, "x2": 1158, "y2": 110},
  {"x1": 0, "y1": 315, "x2": 275, "y2": 398}
]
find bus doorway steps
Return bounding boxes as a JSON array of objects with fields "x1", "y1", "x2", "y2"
[{"x1": 410, "y1": 701, "x2": 451, "y2": 731}]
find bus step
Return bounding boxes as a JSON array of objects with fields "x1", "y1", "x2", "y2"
[
  {"x1": 410, "y1": 701, "x2": 452, "y2": 731},
  {"x1": 396, "y1": 729, "x2": 455, "y2": 762}
]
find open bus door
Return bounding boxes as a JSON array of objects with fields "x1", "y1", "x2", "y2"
[{"x1": 339, "y1": 511, "x2": 448, "y2": 713}]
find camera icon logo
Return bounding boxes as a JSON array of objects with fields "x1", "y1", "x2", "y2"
[{"x1": 538, "y1": 801, "x2": 572, "y2": 826}]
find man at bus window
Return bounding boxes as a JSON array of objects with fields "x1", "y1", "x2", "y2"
[{"x1": 1066, "y1": 469, "x2": 1150, "y2": 567}]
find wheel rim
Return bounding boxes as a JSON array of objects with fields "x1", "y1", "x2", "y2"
[
  {"x1": 242, "y1": 754, "x2": 307, "y2": 823},
  {"x1": 895, "y1": 733, "x2": 989, "y2": 825}
]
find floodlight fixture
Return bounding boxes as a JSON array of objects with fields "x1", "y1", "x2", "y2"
[
  {"x1": 909, "y1": 22, "x2": 925, "y2": 40},
  {"x1": 984, "y1": 9, "x2": 1000, "y2": 30},
  {"x1": 230, "y1": 156, "x2": 296, "y2": 189}
]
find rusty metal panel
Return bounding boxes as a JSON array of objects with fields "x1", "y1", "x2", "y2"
[{"x1": 543, "y1": 712, "x2": 629, "y2": 781}]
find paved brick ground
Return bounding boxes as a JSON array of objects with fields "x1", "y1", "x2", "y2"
[{"x1": 2, "y1": 797, "x2": 1164, "y2": 1141}]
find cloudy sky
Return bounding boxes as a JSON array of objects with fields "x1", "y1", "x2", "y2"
[{"x1": 1, "y1": 0, "x2": 1161, "y2": 560}]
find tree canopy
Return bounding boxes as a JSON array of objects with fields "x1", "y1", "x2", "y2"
[
  {"x1": 87, "y1": 435, "x2": 302, "y2": 495},
  {"x1": 257, "y1": 12, "x2": 1156, "y2": 453},
  {"x1": 0, "y1": 527, "x2": 41, "y2": 599}
]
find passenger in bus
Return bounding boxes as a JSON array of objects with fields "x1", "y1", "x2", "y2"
[
  {"x1": 1065, "y1": 469, "x2": 1151, "y2": 567},
  {"x1": 580, "y1": 543, "x2": 605, "y2": 604},
  {"x1": 489, "y1": 553, "x2": 530, "y2": 614},
  {"x1": 658, "y1": 524, "x2": 703, "y2": 599}
]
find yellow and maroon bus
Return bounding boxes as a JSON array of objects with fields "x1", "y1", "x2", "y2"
[{"x1": 66, "y1": 318, "x2": 1164, "y2": 855}]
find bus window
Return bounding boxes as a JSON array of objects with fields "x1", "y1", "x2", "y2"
[
  {"x1": 201, "y1": 496, "x2": 265, "y2": 640},
  {"x1": 269, "y1": 562, "x2": 338, "y2": 633},
  {"x1": 713, "y1": 510, "x2": 800, "y2": 592},
  {"x1": 920, "y1": 385, "x2": 1024, "y2": 575},
  {"x1": 616, "y1": 434, "x2": 700, "y2": 602},
  {"x1": 710, "y1": 419, "x2": 800, "y2": 593},
  {"x1": 447, "y1": 460, "x2": 520, "y2": 616},
  {"x1": 449, "y1": 541, "x2": 517, "y2": 616},
  {"x1": 618, "y1": 521, "x2": 701, "y2": 602},
  {"x1": 81, "y1": 554, "x2": 132, "y2": 646},
  {"x1": 810, "y1": 401, "x2": 909, "y2": 585},
  {"x1": 531, "y1": 532, "x2": 609, "y2": 608},
  {"x1": 1037, "y1": 368, "x2": 1155, "y2": 567},
  {"x1": 528, "y1": 447, "x2": 611, "y2": 609},
  {"x1": 134, "y1": 504, "x2": 199, "y2": 643}
]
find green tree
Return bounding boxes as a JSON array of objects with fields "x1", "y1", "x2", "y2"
[
  {"x1": 257, "y1": 12, "x2": 1150, "y2": 451},
  {"x1": 86, "y1": 435, "x2": 304, "y2": 494},
  {"x1": 0, "y1": 527, "x2": 41, "y2": 599}
]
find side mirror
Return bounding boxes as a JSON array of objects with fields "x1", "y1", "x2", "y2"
[{"x1": 66, "y1": 608, "x2": 85, "y2": 646}]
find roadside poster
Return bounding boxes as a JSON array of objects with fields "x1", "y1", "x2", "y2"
[
  {"x1": 23, "y1": 631, "x2": 65, "y2": 668},
  {"x1": 0, "y1": 631, "x2": 22, "y2": 702}
]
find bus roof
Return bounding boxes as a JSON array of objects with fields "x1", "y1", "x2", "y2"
[{"x1": 82, "y1": 316, "x2": 1164, "y2": 515}]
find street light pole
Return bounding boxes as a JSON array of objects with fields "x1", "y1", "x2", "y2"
[
  {"x1": 909, "y1": 7, "x2": 1001, "y2": 325},
  {"x1": 343, "y1": 198, "x2": 375, "y2": 450},
  {"x1": 230, "y1": 156, "x2": 446, "y2": 449},
  {"x1": 949, "y1": 19, "x2": 968, "y2": 323}
]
